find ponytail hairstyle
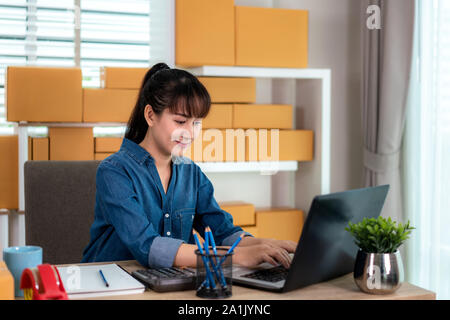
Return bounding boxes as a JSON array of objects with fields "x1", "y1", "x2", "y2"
[{"x1": 125, "y1": 62, "x2": 211, "y2": 144}]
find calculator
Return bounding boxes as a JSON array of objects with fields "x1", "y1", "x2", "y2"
[{"x1": 131, "y1": 267, "x2": 196, "y2": 292}]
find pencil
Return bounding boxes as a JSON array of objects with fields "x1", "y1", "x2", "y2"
[
  {"x1": 217, "y1": 233, "x2": 245, "y2": 267},
  {"x1": 206, "y1": 226, "x2": 227, "y2": 288},
  {"x1": 193, "y1": 231, "x2": 215, "y2": 289}
]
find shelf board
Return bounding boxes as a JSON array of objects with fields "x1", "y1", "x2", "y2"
[
  {"x1": 196, "y1": 161, "x2": 298, "y2": 173},
  {"x1": 185, "y1": 65, "x2": 331, "y2": 79}
]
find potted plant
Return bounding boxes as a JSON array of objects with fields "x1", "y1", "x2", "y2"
[{"x1": 345, "y1": 216, "x2": 415, "y2": 294}]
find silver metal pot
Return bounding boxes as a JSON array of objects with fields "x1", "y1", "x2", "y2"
[{"x1": 353, "y1": 249, "x2": 404, "y2": 294}]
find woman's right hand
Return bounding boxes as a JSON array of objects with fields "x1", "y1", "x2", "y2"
[{"x1": 233, "y1": 243, "x2": 292, "y2": 269}]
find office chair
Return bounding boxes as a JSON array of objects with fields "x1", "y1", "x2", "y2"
[{"x1": 24, "y1": 161, "x2": 101, "y2": 264}]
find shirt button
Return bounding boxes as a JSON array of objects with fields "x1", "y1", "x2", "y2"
[
  {"x1": 166, "y1": 231, "x2": 171, "y2": 236},
  {"x1": 165, "y1": 213, "x2": 169, "y2": 218}
]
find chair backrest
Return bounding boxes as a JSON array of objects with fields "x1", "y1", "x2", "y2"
[{"x1": 24, "y1": 161, "x2": 101, "y2": 264}]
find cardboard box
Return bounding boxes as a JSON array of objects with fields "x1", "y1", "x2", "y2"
[
  {"x1": 256, "y1": 207, "x2": 304, "y2": 242},
  {"x1": 279, "y1": 130, "x2": 313, "y2": 161},
  {"x1": 219, "y1": 201, "x2": 255, "y2": 226},
  {"x1": 0, "y1": 136, "x2": 18, "y2": 209},
  {"x1": 184, "y1": 129, "x2": 313, "y2": 162},
  {"x1": 246, "y1": 129, "x2": 313, "y2": 161},
  {"x1": 83, "y1": 88, "x2": 138, "y2": 123},
  {"x1": 198, "y1": 77, "x2": 256, "y2": 103},
  {"x1": 49, "y1": 127, "x2": 94, "y2": 161},
  {"x1": 6, "y1": 66, "x2": 82, "y2": 122},
  {"x1": 183, "y1": 129, "x2": 246, "y2": 162},
  {"x1": 100, "y1": 67, "x2": 148, "y2": 89},
  {"x1": 0, "y1": 261, "x2": 14, "y2": 300},
  {"x1": 202, "y1": 104, "x2": 233, "y2": 129},
  {"x1": 233, "y1": 104, "x2": 293, "y2": 129},
  {"x1": 176, "y1": 0, "x2": 235, "y2": 66},
  {"x1": 32, "y1": 137, "x2": 49, "y2": 161},
  {"x1": 235, "y1": 6, "x2": 308, "y2": 68},
  {"x1": 245, "y1": 128, "x2": 278, "y2": 162},
  {"x1": 187, "y1": 129, "x2": 227, "y2": 162},
  {"x1": 95, "y1": 137, "x2": 122, "y2": 153},
  {"x1": 95, "y1": 153, "x2": 113, "y2": 161}
]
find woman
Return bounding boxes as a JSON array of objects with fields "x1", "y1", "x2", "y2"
[{"x1": 82, "y1": 63, "x2": 297, "y2": 269}]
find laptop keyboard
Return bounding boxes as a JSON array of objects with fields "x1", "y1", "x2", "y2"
[{"x1": 241, "y1": 265, "x2": 289, "y2": 283}]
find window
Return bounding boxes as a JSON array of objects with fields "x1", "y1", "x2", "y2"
[
  {"x1": 0, "y1": 0, "x2": 150, "y2": 137},
  {"x1": 404, "y1": 0, "x2": 450, "y2": 300}
]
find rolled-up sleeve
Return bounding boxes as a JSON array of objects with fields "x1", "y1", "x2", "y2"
[
  {"x1": 97, "y1": 163, "x2": 184, "y2": 268},
  {"x1": 148, "y1": 237, "x2": 185, "y2": 268},
  {"x1": 221, "y1": 230, "x2": 253, "y2": 246},
  {"x1": 193, "y1": 169, "x2": 254, "y2": 245}
]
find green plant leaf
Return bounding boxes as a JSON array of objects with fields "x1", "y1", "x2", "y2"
[{"x1": 345, "y1": 216, "x2": 415, "y2": 253}]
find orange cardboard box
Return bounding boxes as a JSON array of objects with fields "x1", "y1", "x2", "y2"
[
  {"x1": 233, "y1": 104, "x2": 293, "y2": 129},
  {"x1": 219, "y1": 201, "x2": 255, "y2": 226},
  {"x1": 202, "y1": 104, "x2": 233, "y2": 129},
  {"x1": 100, "y1": 67, "x2": 148, "y2": 89},
  {"x1": 256, "y1": 207, "x2": 304, "y2": 242},
  {"x1": 235, "y1": 6, "x2": 308, "y2": 68},
  {"x1": 83, "y1": 88, "x2": 138, "y2": 123},
  {"x1": 176, "y1": 0, "x2": 235, "y2": 66},
  {"x1": 6, "y1": 66, "x2": 82, "y2": 122},
  {"x1": 198, "y1": 77, "x2": 256, "y2": 103},
  {"x1": 0, "y1": 261, "x2": 14, "y2": 300},
  {"x1": 246, "y1": 129, "x2": 313, "y2": 161},
  {"x1": 49, "y1": 127, "x2": 94, "y2": 161},
  {"x1": 245, "y1": 128, "x2": 278, "y2": 162},
  {"x1": 95, "y1": 137, "x2": 122, "y2": 153},
  {"x1": 32, "y1": 137, "x2": 49, "y2": 160},
  {"x1": 183, "y1": 129, "x2": 313, "y2": 162},
  {"x1": 0, "y1": 136, "x2": 18, "y2": 209},
  {"x1": 279, "y1": 130, "x2": 313, "y2": 161},
  {"x1": 183, "y1": 129, "x2": 246, "y2": 162}
]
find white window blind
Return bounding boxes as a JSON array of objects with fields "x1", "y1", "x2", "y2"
[{"x1": 0, "y1": 0, "x2": 150, "y2": 137}]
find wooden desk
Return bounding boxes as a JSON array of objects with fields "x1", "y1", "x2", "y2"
[{"x1": 75, "y1": 260, "x2": 435, "y2": 300}]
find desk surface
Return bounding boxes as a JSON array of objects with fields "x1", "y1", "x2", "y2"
[{"x1": 69, "y1": 260, "x2": 435, "y2": 300}]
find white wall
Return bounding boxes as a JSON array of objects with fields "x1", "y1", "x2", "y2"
[{"x1": 273, "y1": 0, "x2": 364, "y2": 193}]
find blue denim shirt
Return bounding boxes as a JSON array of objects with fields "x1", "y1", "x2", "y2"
[{"x1": 82, "y1": 138, "x2": 249, "y2": 268}]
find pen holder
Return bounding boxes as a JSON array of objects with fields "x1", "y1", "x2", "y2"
[{"x1": 195, "y1": 248, "x2": 233, "y2": 299}]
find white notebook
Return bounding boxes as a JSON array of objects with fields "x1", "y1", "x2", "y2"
[{"x1": 57, "y1": 263, "x2": 145, "y2": 299}]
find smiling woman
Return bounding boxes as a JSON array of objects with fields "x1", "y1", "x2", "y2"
[{"x1": 81, "y1": 63, "x2": 298, "y2": 269}]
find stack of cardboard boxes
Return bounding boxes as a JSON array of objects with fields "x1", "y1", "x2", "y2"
[{"x1": 219, "y1": 202, "x2": 304, "y2": 242}]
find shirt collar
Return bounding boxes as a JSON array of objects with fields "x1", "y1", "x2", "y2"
[{"x1": 120, "y1": 137, "x2": 154, "y2": 165}]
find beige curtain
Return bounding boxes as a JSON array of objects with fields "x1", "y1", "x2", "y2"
[{"x1": 361, "y1": 0, "x2": 415, "y2": 223}]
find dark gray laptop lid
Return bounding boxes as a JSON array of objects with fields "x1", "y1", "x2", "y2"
[{"x1": 282, "y1": 185, "x2": 389, "y2": 293}]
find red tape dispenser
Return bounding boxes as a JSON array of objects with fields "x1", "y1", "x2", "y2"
[{"x1": 20, "y1": 264, "x2": 68, "y2": 300}]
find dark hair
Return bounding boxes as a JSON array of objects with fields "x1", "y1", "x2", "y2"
[{"x1": 125, "y1": 62, "x2": 211, "y2": 144}]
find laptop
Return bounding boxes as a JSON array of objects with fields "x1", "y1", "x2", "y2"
[{"x1": 231, "y1": 185, "x2": 390, "y2": 292}]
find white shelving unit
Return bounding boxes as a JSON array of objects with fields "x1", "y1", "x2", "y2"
[
  {"x1": 186, "y1": 65, "x2": 331, "y2": 212},
  {"x1": 10, "y1": 65, "x2": 330, "y2": 247}
]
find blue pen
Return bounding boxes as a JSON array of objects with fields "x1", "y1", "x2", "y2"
[
  {"x1": 99, "y1": 269, "x2": 109, "y2": 287},
  {"x1": 217, "y1": 233, "x2": 245, "y2": 268},
  {"x1": 206, "y1": 226, "x2": 227, "y2": 288},
  {"x1": 193, "y1": 231, "x2": 215, "y2": 289}
]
